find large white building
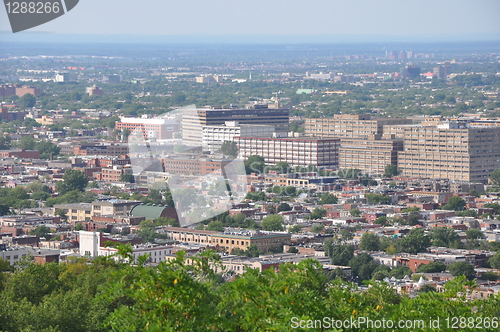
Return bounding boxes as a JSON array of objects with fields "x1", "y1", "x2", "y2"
[
  {"x1": 78, "y1": 231, "x2": 173, "y2": 264},
  {"x1": 116, "y1": 117, "x2": 180, "y2": 140},
  {"x1": 202, "y1": 121, "x2": 276, "y2": 153}
]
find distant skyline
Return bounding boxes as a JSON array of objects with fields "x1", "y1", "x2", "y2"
[{"x1": 0, "y1": 0, "x2": 499, "y2": 42}]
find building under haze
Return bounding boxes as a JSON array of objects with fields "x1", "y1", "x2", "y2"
[
  {"x1": 116, "y1": 117, "x2": 179, "y2": 140},
  {"x1": 182, "y1": 105, "x2": 289, "y2": 146},
  {"x1": 202, "y1": 121, "x2": 275, "y2": 154},
  {"x1": 339, "y1": 135, "x2": 404, "y2": 175},
  {"x1": 305, "y1": 114, "x2": 412, "y2": 139},
  {"x1": 397, "y1": 123, "x2": 500, "y2": 183},
  {"x1": 235, "y1": 137, "x2": 340, "y2": 168}
]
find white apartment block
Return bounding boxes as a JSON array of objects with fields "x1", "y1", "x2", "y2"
[{"x1": 202, "y1": 121, "x2": 275, "y2": 153}]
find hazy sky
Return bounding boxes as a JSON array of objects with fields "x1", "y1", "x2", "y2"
[{"x1": 1, "y1": 0, "x2": 499, "y2": 37}]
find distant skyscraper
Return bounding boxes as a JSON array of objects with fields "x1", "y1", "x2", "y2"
[
  {"x1": 103, "y1": 74, "x2": 122, "y2": 84},
  {"x1": 55, "y1": 72, "x2": 70, "y2": 83}
]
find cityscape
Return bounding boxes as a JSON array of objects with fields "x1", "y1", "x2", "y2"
[{"x1": 1, "y1": 1, "x2": 500, "y2": 331}]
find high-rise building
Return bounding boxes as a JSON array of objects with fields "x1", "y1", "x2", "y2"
[
  {"x1": 235, "y1": 137, "x2": 340, "y2": 168},
  {"x1": 86, "y1": 86, "x2": 103, "y2": 96},
  {"x1": 398, "y1": 123, "x2": 500, "y2": 183},
  {"x1": 339, "y1": 135, "x2": 404, "y2": 175},
  {"x1": 182, "y1": 105, "x2": 289, "y2": 146},
  {"x1": 116, "y1": 117, "x2": 180, "y2": 140},
  {"x1": 103, "y1": 74, "x2": 122, "y2": 84},
  {"x1": 55, "y1": 73, "x2": 70, "y2": 83},
  {"x1": 305, "y1": 114, "x2": 412, "y2": 139},
  {"x1": 202, "y1": 121, "x2": 275, "y2": 154},
  {"x1": 432, "y1": 64, "x2": 451, "y2": 80}
]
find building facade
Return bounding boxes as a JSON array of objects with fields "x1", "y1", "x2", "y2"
[
  {"x1": 202, "y1": 121, "x2": 275, "y2": 154},
  {"x1": 182, "y1": 105, "x2": 289, "y2": 146},
  {"x1": 339, "y1": 135, "x2": 404, "y2": 175},
  {"x1": 398, "y1": 124, "x2": 500, "y2": 183},
  {"x1": 304, "y1": 114, "x2": 412, "y2": 138},
  {"x1": 116, "y1": 117, "x2": 179, "y2": 140},
  {"x1": 235, "y1": 137, "x2": 340, "y2": 168}
]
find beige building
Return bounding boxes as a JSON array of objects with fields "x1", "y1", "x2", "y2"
[
  {"x1": 339, "y1": 135, "x2": 404, "y2": 175},
  {"x1": 212, "y1": 230, "x2": 291, "y2": 252},
  {"x1": 182, "y1": 105, "x2": 289, "y2": 146},
  {"x1": 53, "y1": 203, "x2": 93, "y2": 222},
  {"x1": 398, "y1": 123, "x2": 500, "y2": 183},
  {"x1": 305, "y1": 114, "x2": 411, "y2": 138},
  {"x1": 235, "y1": 137, "x2": 340, "y2": 168},
  {"x1": 53, "y1": 200, "x2": 142, "y2": 221}
]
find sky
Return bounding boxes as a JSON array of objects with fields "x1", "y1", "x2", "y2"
[{"x1": 1, "y1": 0, "x2": 500, "y2": 42}]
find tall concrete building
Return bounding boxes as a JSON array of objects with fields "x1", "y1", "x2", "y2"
[
  {"x1": 235, "y1": 137, "x2": 340, "y2": 168},
  {"x1": 182, "y1": 105, "x2": 289, "y2": 146},
  {"x1": 339, "y1": 135, "x2": 404, "y2": 175},
  {"x1": 202, "y1": 121, "x2": 275, "y2": 154},
  {"x1": 305, "y1": 114, "x2": 412, "y2": 139},
  {"x1": 398, "y1": 123, "x2": 500, "y2": 183},
  {"x1": 116, "y1": 117, "x2": 179, "y2": 140}
]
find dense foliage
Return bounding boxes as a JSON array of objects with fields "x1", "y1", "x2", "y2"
[{"x1": 0, "y1": 250, "x2": 499, "y2": 332}]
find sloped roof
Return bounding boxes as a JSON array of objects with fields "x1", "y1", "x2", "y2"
[{"x1": 130, "y1": 204, "x2": 169, "y2": 220}]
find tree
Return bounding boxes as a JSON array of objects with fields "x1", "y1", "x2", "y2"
[
  {"x1": 35, "y1": 140, "x2": 61, "y2": 159},
  {"x1": 17, "y1": 135, "x2": 36, "y2": 150},
  {"x1": 277, "y1": 202, "x2": 291, "y2": 212},
  {"x1": 419, "y1": 284, "x2": 437, "y2": 293},
  {"x1": 416, "y1": 261, "x2": 447, "y2": 273},
  {"x1": 430, "y1": 226, "x2": 461, "y2": 247},
  {"x1": 308, "y1": 207, "x2": 326, "y2": 220},
  {"x1": 0, "y1": 204, "x2": 10, "y2": 216},
  {"x1": 54, "y1": 209, "x2": 68, "y2": 222},
  {"x1": 207, "y1": 220, "x2": 224, "y2": 232},
  {"x1": 442, "y1": 196, "x2": 466, "y2": 211},
  {"x1": 484, "y1": 203, "x2": 500, "y2": 215},
  {"x1": 489, "y1": 252, "x2": 500, "y2": 270},
  {"x1": 365, "y1": 193, "x2": 391, "y2": 205},
  {"x1": 274, "y1": 161, "x2": 292, "y2": 174},
  {"x1": 119, "y1": 173, "x2": 135, "y2": 183},
  {"x1": 220, "y1": 141, "x2": 238, "y2": 158},
  {"x1": 385, "y1": 244, "x2": 398, "y2": 255},
  {"x1": 318, "y1": 192, "x2": 338, "y2": 205},
  {"x1": 448, "y1": 261, "x2": 476, "y2": 280},
  {"x1": 289, "y1": 224, "x2": 302, "y2": 233},
  {"x1": 244, "y1": 155, "x2": 265, "y2": 175},
  {"x1": 56, "y1": 169, "x2": 88, "y2": 195},
  {"x1": 73, "y1": 223, "x2": 85, "y2": 231},
  {"x1": 398, "y1": 228, "x2": 431, "y2": 254},
  {"x1": 349, "y1": 253, "x2": 379, "y2": 282},
  {"x1": 147, "y1": 189, "x2": 162, "y2": 205},
  {"x1": 329, "y1": 244, "x2": 355, "y2": 266},
  {"x1": 137, "y1": 220, "x2": 156, "y2": 243},
  {"x1": 261, "y1": 214, "x2": 284, "y2": 231},
  {"x1": 481, "y1": 271, "x2": 499, "y2": 281},
  {"x1": 383, "y1": 164, "x2": 401, "y2": 178},
  {"x1": 28, "y1": 225, "x2": 52, "y2": 239},
  {"x1": 489, "y1": 168, "x2": 500, "y2": 186},
  {"x1": 0, "y1": 134, "x2": 11, "y2": 150},
  {"x1": 19, "y1": 93, "x2": 36, "y2": 108},
  {"x1": 350, "y1": 208, "x2": 361, "y2": 217},
  {"x1": 359, "y1": 232, "x2": 381, "y2": 251},
  {"x1": 374, "y1": 216, "x2": 389, "y2": 226},
  {"x1": 287, "y1": 246, "x2": 299, "y2": 253},
  {"x1": 466, "y1": 228, "x2": 484, "y2": 240},
  {"x1": 0, "y1": 257, "x2": 13, "y2": 272},
  {"x1": 311, "y1": 224, "x2": 324, "y2": 233}
]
